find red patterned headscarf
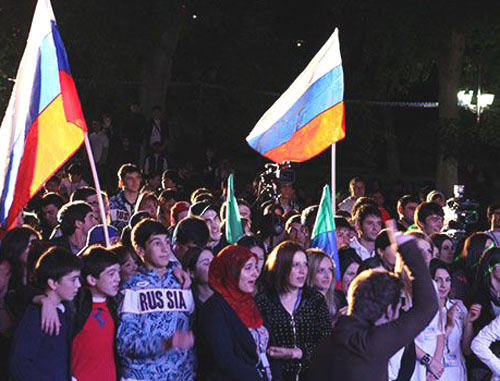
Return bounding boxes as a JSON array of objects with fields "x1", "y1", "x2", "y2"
[{"x1": 208, "y1": 244, "x2": 263, "y2": 328}]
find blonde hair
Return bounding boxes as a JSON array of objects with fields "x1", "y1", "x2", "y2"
[{"x1": 306, "y1": 248, "x2": 337, "y2": 318}]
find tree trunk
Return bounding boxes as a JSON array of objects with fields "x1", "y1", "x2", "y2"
[
  {"x1": 139, "y1": 2, "x2": 183, "y2": 117},
  {"x1": 436, "y1": 29, "x2": 465, "y2": 197}
]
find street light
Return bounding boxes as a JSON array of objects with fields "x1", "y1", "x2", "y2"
[{"x1": 457, "y1": 89, "x2": 495, "y2": 123}]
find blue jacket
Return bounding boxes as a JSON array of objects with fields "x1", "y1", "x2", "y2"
[
  {"x1": 109, "y1": 190, "x2": 135, "y2": 233},
  {"x1": 116, "y1": 265, "x2": 196, "y2": 380},
  {"x1": 9, "y1": 303, "x2": 72, "y2": 381}
]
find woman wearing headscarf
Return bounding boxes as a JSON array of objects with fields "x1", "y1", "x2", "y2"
[{"x1": 198, "y1": 245, "x2": 281, "y2": 380}]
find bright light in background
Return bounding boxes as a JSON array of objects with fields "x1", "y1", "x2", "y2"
[
  {"x1": 192, "y1": 14, "x2": 197, "y2": 19},
  {"x1": 457, "y1": 89, "x2": 495, "y2": 123},
  {"x1": 295, "y1": 39, "x2": 305, "y2": 48}
]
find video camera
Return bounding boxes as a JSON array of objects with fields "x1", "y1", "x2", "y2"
[
  {"x1": 443, "y1": 185, "x2": 480, "y2": 243},
  {"x1": 256, "y1": 162, "x2": 295, "y2": 204}
]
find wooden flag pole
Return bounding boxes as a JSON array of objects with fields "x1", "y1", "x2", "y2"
[
  {"x1": 331, "y1": 143, "x2": 336, "y2": 215},
  {"x1": 83, "y1": 134, "x2": 110, "y2": 247}
]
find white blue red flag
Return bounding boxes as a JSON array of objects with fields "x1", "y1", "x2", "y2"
[
  {"x1": 246, "y1": 28, "x2": 345, "y2": 163},
  {"x1": 0, "y1": 0, "x2": 87, "y2": 231}
]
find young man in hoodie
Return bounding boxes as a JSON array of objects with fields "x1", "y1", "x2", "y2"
[{"x1": 117, "y1": 219, "x2": 195, "y2": 380}]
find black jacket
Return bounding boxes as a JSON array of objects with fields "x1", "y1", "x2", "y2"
[
  {"x1": 308, "y1": 240, "x2": 438, "y2": 381},
  {"x1": 255, "y1": 286, "x2": 332, "y2": 381},
  {"x1": 10, "y1": 304, "x2": 72, "y2": 381},
  {"x1": 198, "y1": 293, "x2": 281, "y2": 381}
]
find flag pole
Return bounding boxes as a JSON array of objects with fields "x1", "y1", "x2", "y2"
[
  {"x1": 83, "y1": 134, "x2": 110, "y2": 247},
  {"x1": 331, "y1": 143, "x2": 336, "y2": 215}
]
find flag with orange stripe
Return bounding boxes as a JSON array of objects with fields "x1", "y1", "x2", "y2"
[
  {"x1": 246, "y1": 29, "x2": 345, "y2": 163},
  {"x1": 0, "y1": 0, "x2": 87, "y2": 231}
]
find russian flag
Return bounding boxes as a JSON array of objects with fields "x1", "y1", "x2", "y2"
[
  {"x1": 310, "y1": 185, "x2": 340, "y2": 280},
  {"x1": 0, "y1": 0, "x2": 87, "y2": 231},
  {"x1": 246, "y1": 28, "x2": 345, "y2": 163}
]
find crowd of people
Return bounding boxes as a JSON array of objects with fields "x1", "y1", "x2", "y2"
[{"x1": 0, "y1": 108, "x2": 499, "y2": 381}]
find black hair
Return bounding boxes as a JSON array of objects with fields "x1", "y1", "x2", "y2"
[
  {"x1": 162, "y1": 170, "x2": 181, "y2": 186},
  {"x1": 460, "y1": 232, "x2": 491, "y2": 282},
  {"x1": 397, "y1": 195, "x2": 420, "y2": 210},
  {"x1": 40, "y1": 192, "x2": 65, "y2": 210},
  {"x1": 0, "y1": 226, "x2": 41, "y2": 285},
  {"x1": 181, "y1": 246, "x2": 204, "y2": 272},
  {"x1": 285, "y1": 214, "x2": 302, "y2": 234},
  {"x1": 477, "y1": 247, "x2": 500, "y2": 294},
  {"x1": 36, "y1": 247, "x2": 82, "y2": 290},
  {"x1": 487, "y1": 203, "x2": 500, "y2": 220},
  {"x1": 338, "y1": 247, "x2": 362, "y2": 279},
  {"x1": 70, "y1": 186, "x2": 97, "y2": 202},
  {"x1": 354, "y1": 203, "x2": 381, "y2": 225},
  {"x1": 415, "y1": 202, "x2": 444, "y2": 227},
  {"x1": 357, "y1": 257, "x2": 383, "y2": 275},
  {"x1": 375, "y1": 229, "x2": 391, "y2": 251},
  {"x1": 67, "y1": 163, "x2": 83, "y2": 176},
  {"x1": 429, "y1": 258, "x2": 452, "y2": 279},
  {"x1": 58, "y1": 201, "x2": 93, "y2": 236},
  {"x1": 237, "y1": 235, "x2": 264, "y2": 251},
  {"x1": 352, "y1": 197, "x2": 379, "y2": 220},
  {"x1": 159, "y1": 189, "x2": 178, "y2": 203},
  {"x1": 173, "y1": 216, "x2": 209, "y2": 247},
  {"x1": 80, "y1": 245, "x2": 120, "y2": 284},
  {"x1": 430, "y1": 233, "x2": 453, "y2": 252},
  {"x1": 334, "y1": 216, "x2": 352, "y2": 230},
  {"x1": 118, "y1": 163, "x2": 141, "y2": 181},
  {"x1": 132, "y1": 218, "x2": 169, "y2": 251},
  {"x1": 300, "y1": 206, "x2": 318, "y2": 228}
]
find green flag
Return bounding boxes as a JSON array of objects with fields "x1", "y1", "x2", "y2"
[{"x1": 225, "y1": 174, "x2": 244, "y2": 243}]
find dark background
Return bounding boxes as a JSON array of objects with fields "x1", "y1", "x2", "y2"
[{"x1": 1, "y1": 0, "x2": 499, "y2": 201}]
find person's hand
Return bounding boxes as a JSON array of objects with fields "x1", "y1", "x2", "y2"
[
  {"x1": 446, "y1": 301, "x2": 459, "y2": 334},
  {"x1": 40, "y1": 296, "x2": 61, "y2": 336},
  {"x1": 427, "y1": 356, "x2": 444, "y2": 379},
  {"x1": 426, "y1": 371, "x2": 438, "y2": 381},
  {"x1": 173, "y1": 267, "x2": 191, "y2": 289},
  {"x1": 466, "y1": 304, "x2": 481, "y2": 324},
  {"x1": 267, "y1": 347, "x2": 302, "y2": 359},
  {"x1": 339, "y1": 306, "x2": 349, "y2": 316},
  {"x1": 166, "y1": 331, "x2": 194, "y2": 350}
]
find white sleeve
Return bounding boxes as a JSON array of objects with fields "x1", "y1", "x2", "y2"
[{"x1": 471, "y1": 315, "x2": 500, "y2": 376}]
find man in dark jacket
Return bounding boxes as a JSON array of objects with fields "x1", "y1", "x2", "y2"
[{"x1": 308, "y1": 230, "x2": 438, "y2": 381}]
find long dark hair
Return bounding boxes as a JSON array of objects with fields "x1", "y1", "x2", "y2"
[
  {"x1": 0, "y1": 226, "x2": 40, "y2": 285},
  {"x1": 477, "y1": 247, "x2": 500, "y2": 294},
  {"x1": 460, "y1": 232, "x2": 492, "y2": 283}
]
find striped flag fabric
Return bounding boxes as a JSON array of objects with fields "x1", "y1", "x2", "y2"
[
  {"x1": 310, "y1": 185, "x2": 340, "y2": 280},
  {"x1": 246, "y1": 28, "x2": 345, "y2": 163},
  {"x1": 225, "y1": 174, "x2": 244, "y2": 244},
  {"x1": 0, "y1": 0, "x2": 87, "y2": 231}
]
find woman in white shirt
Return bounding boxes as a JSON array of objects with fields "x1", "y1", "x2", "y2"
[
  {"x1": 471, "y1": 314, "x2": 500, "y2": 381},
  {"x1": 430, "y1": 260, "x2": 481, "y2": 381}
]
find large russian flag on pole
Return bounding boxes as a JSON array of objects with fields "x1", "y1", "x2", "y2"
[
  {"x1": 0, "y1": 0, "x2": 87, "y2": 231},
  {"x1": 246, "y1": 28, "x2": 345, "y2": 163}
]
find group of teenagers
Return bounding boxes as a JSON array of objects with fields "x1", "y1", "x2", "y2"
[{"x1": 0, "y1": 163, "x2": 499, "y2": 381}]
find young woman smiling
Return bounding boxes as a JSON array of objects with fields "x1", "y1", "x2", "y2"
[
  {"x1": 430, "y1": 260, "x2": 481, "y2": 381},
  {"x1": 305, "y1": 249, "x2": 337, "y2": 320},
  {"x1": 256, "y1": 241, "x2": 331, "y2": 381}
]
